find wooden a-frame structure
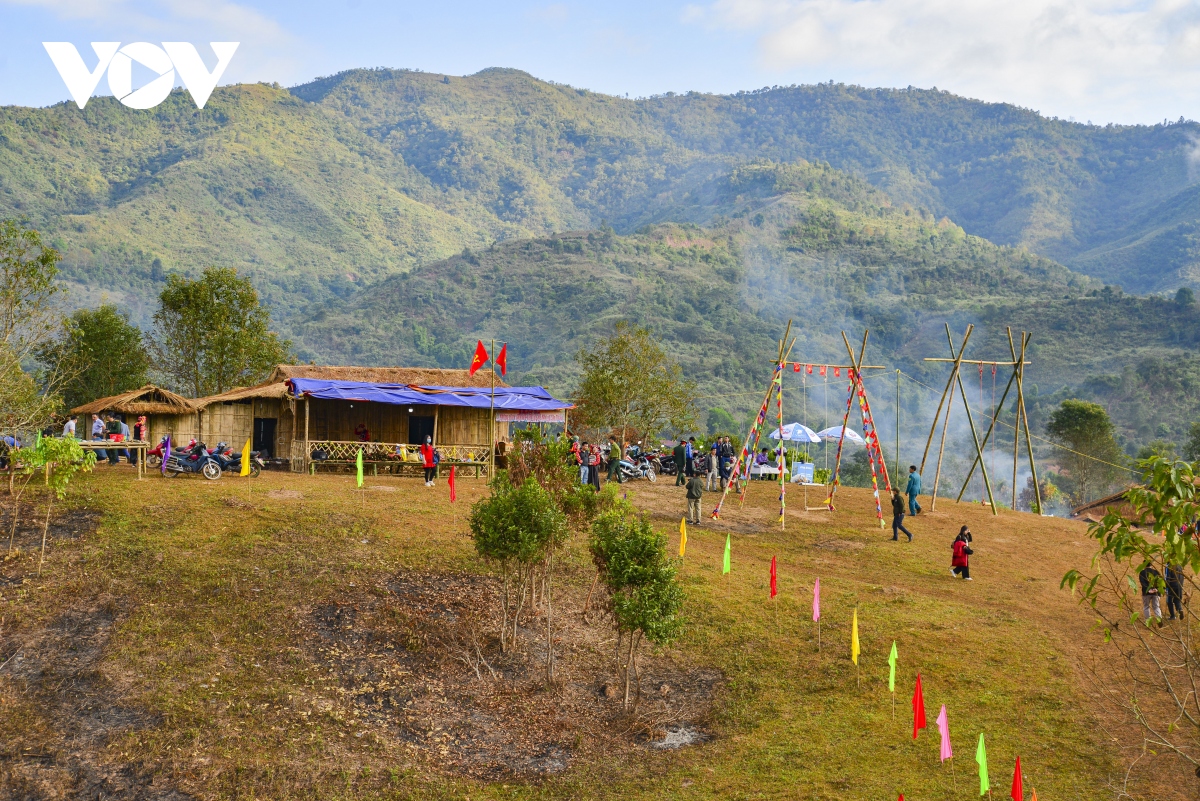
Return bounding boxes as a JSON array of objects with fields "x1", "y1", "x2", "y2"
[{"x1": 919, "y1": 325, "x2": 1042, "y2": 515}]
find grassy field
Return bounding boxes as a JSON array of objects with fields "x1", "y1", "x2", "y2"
[{"x1": 0, "y1": 465, "x2": 1183, "y2": 799}]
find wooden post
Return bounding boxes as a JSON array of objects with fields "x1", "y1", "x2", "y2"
[
  {"x1": 303, "y1": 397, "x2": 310, "y2": 475},
  {"x1": 951, "y1": 351, "x2": 998, "y2": 515},
  {"x1": 1013, "y1": 331, "x2": 1042, "y2": 514},
  {"x1": 955, "y1": 366, "x2": 1019, "y2": 503},
  {"x1": 291, "y1": 397, "x2": 298, "y2": 472},
  {"x1": 926, "y1": 325, "x2": 973, "y2": 511}
]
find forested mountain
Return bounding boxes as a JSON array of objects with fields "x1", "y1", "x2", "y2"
[{"x1": 3, "y1": 67, "x2": 1200, "y2": 449}]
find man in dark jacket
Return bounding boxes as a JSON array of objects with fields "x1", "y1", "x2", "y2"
[
  {"x1": 890, "y1": 489, "x2": 913, "y2": 541},
  {"x1": 674, "y1": 439, "x2": 688, "y2": 486},
  {"x1": 1165, "y1": 562, "x2": 1185, "y2": 620},
  {"x1": 685, "y1": 472, "x2": 704, "y2": 523}
]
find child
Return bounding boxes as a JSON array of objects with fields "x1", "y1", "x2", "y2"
[
  {"x1": 951, "y1": 526, "x2": 973, "y2": 580},
  {"x1": 685, "y1": 471, "x2": 705, "y2": 525}
]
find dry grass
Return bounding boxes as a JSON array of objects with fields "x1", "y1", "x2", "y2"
[{"x1": 0, "y1": 467, "x2": 1188, "y2": 799}]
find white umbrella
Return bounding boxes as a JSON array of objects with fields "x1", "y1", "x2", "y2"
[
  {"x1": 817, "y1": 425, "x2": 865, "y2": 445},
  {"x1": 768, "y1": 422, "x2": 824, "y2": 444}
]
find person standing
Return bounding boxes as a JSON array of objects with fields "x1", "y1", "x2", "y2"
[
  {"x1": 891, "y1": 489, "x2": 913, "y2": 542},
  {"x1": 707, "y1": 440, "x2": 720, "y2": 491},
  {"x1": 420, "y1": 435, "x2": 436, "y2": 487},
  {"x1": 685, "y1": 471, "x2": 704, "y2": 524},
  {"x1": 62, "y1": 415, "x2": 77, "y2": 439},
  {"x1": 119, "y1": 417, "x2": 135, "y2": 465},
  {"x1": 718, "y1": 436, "x2": 733, "y2": 490},
  {"x1": 906, "y1": 465, "x2": 923, "y2": 515},
  {"x1": 951, "y1": 526, "x2": 973, "y2": 580},
  {"x1": 607, "y1": 436, "x2": 622, "y2": 484},
  {"x1": 685, "y1": 437, "x2": 696, "y2": 477},
  {"x1": 1165, "y1": 562, "x2": 1185, "y2": 621},
  {"x1": 91, "y1": 414, "x2": 107, "y2": 463},
  {"x1": 1140, "y1": 564, "x2": 1164, "y2": 622},
  {"x1": 105, "y1": 414, "x2": 122, "y2": 465},
  {"x1": 589, "y1": 443, "x2": 602, "y2": 491},
  {"x1": 673, "y1": 439, "x2": 688, "y2": 486}
]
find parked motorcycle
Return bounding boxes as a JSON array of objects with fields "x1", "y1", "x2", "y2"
[
  {"x1": 213, "y1": 443, "x2": 264, "y2": 477},
  {"x1": 163, "y1": 441, "x2": 223, "y2": 480},
  {"x1": 617, "y1": 454, "x2": 657, "y2": 482}
]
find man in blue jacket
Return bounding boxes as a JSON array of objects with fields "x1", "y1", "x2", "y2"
[{"x1": 905, "y1": 465, "x2": 923, "y2": 515}]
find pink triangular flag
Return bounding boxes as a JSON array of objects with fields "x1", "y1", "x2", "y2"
[
  {"x1": 812, "y1": 577, "x2": 820, "y2": 622},
  {"x1": 936, "y1": 704, "x2": 953, "y2": 762}
]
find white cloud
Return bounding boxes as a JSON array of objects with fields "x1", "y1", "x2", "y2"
[{"x1": 686, "y1": 0, "x2": 1200, "y2": 123}]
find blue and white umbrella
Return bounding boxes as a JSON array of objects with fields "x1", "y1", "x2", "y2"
[
  {"x1": 768, "y1": 422, "x2": 824, "y2": 444},
  {"x1": 816, "y1": 425, "x2": 865, "y2": 445}
]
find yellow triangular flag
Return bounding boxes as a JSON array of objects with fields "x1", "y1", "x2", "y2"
[
  {"x1": 851, "y1": 607, "x2": 860, "y2": 665},
  {"x1": 679, "y1": 518, "x2": 687, "y2": 558},
  {"x1": 1031, "y1": 791, "x2": 1038, "y2": 801},
  {"x1": 239, "y1": 437, "x2": 251, "y2": 477}
]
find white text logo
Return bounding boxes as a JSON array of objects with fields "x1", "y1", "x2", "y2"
[{"x1": 43, "y1": 42, "x2": 239, "y2": 110}]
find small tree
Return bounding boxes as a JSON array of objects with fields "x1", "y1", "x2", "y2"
[
  {"x1": 1046, "y1": 399, "x2": 1125, "y2": 505},
  {"x1": 10, "y1": 438, "x2": 94, "y2": 572},
  {"x1": 1183, "y1": 422, "x2": 1200, "y2": 462},
  {"x1": 574, "y1": 321, "x2": 698, "y2": 447},
  {"x1": 38, "y1": 304, "x2": 150, "y2": 409},
  {"x1": 589, "y1": 504, "x2": 684, "y2": 709},
  {"x1": 469, "y1": 477, "x2": 567, "y2": 663},
  {"x1": 150, "y1": 267, "x2": 293, "y2": 397},
  {"x1": 1063, "y1": 457, "x2": 1200, "y2": 777}
]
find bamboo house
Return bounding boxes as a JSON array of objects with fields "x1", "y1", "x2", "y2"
[{"x1": 71, "y1": 385, "x2": 198, "y2": 443}]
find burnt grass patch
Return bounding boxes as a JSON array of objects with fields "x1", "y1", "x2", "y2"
[
  {"x1": 302, "y1": 570, "x2": 722, "y2": 780},
  {"x1": 0, "y1": 593, "x2": 193, "y2": 800}
]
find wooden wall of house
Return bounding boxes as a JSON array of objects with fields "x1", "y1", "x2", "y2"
[
  {"x1": 147, "y1": 413, "x2": 198, "y2": 445},
  {"x1": 296, "y1": 399, "x2": 505, "y2": 446},
  {"x1": 199, "y1": 398, "x2": 295, "y2": 459}
]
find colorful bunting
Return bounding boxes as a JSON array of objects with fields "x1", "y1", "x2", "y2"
[
  {"x1": 912, "y1": 674, "x2": 926, "y2": 740},
  {"x1": 712, "y1": 363, "x2": 782, "y2": 519}
]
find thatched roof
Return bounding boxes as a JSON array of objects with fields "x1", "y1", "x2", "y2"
[
  {"x1": 193, "y1": 380, "x2": 291, "y2": 409},
  {"x1": 1071, "y1": 487, "x2": 1140, "y2": 522},
  {"x1": 268, "y1": 364, "x2": 509, "y2": 389},
  {"x1": 72, "y1": 385, "x2": 196, "y2": 416}
]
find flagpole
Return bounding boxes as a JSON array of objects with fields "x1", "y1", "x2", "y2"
[{"x1": 490, "y1": 338, "x2": 496, "y2": 482}]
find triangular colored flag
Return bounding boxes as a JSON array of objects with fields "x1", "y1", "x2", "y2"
[
  {"x1": 851, "y1": 607, "x2": 859, "y2": 665},
  {"x1": 819, "y1": 365, "x2": 827, "y2": 376},
  {"x1": 912, "y1": 674, "x2": 927, "y2": 740},
  {"x1": 813, "y1": 577, "x2": 820, "y2": 622},
  {"x1": 448, "y1": 465, "x2": 457, "y2": 502},
  {"x1": 769, "y1": 555, "x2": 777, "y2": 598},
  {"x1": 679, "y1": 518, "x2": 687, "y2": 558},
  {"x1": 976, "y1": 733, "x2": 990, "y2": 796},
  {"x1": 355, "y1": 448, "x2": 364, "y2": 488},
  {"x1": 722, "y1": 533, "x2": 730, "y2": 575},
  {"x1": 34, "y1": 430, "x2": 42, "y2": 451},
  {"x1": 1030, "y1": 790, "x2": 1037, "y2": 801},
  {"x1": 834, "y1": 366, "x2": 841, "y2": 377},
  {"x1": 936, "y1": 704, "x2": 953, "y2": 762},
  {"x1": 239, "y1": 437, "x2": 251, "y2": 477},
  {"x1": 888, "y1": 641, "x2": 897, "y2": 693},
  {"x1": 161, "y1": 434, "x2": 171, "y2": 475},
  {"x1": 1011, "y1": 756, "x2": 1023, "y2": 801},
  {"x1": 468, "y1": 340, "x2": 489, "y2": 376},
  {"x1": 806, "y1": 364, "x2": 813, "y2": 374},
  {"x1": 495, "y1": 342, "x2": 507, "y2": 376}
]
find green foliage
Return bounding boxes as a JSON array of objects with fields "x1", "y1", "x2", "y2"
[
  {"x1": 38, "y1": 436, "x2": 96, "y2": 500},
  {"x1": 1046, "y1": 399, "x2": 1126, "y2": 504},
  {"x1": 1185, "y1": 422, "x2": 1200, "y2": 462},
  {"x1": 0, "y1": 219, "x2": 62, "y2": 361},
  {"x1": 573, "y1": 321, "x2": 698, "y2": 445},
  {"x1": 150, "y1": 267, "x2": 293, "y2": 397},
  {"x1": 469, "y1": 477, "x2": 566, "y2": 567},
  {"x1": 37, "y1": 304, "x2": 149, "y2": 409},
  {"x1": 506, "y1": 425, "x2": 613, "y2": 529},
  {"x1": 706, "y1": 407, "x2": 737, "y2": 436}
]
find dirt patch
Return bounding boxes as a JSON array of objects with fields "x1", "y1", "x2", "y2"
[
  {"x1": 0, "y1": 594, "x2": 193, "y2": 800},
  {"x1": 301, "y1": 571, "x2": 721, "y2": 780},
  {"x1": 814, "y1": 539, "x2": 865, "y2": 551},
  {"x1": 220, "y1": 496, "x2": 255, "y2": 509},
  {"x1": 265, "y1": 489, "x2": 303, "y2": 500},
  {"x1": 0, "y1": 506, "x2": 102, "y2": 590}
]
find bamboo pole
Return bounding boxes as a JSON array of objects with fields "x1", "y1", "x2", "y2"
[
  {"x1": 955, "y1": 366, "x2": 1019, "y2": 502},
  {"x1": 1010, "y1": 330, "x2": 1020, "y2": 510},
  {"x1": 1011, "y1": 331, "x2": 1042, "y2": 514},
  {"x1": 304, "y1": 397, "x2": 310, "y2": 475},
  {"x1": 895, "y1": 369, "x2": 901, "y2": 481},
  {"x1": 951, "y1": 351, "x2": 998, "y2": 515},
  {"x1": 928, "y1": 324, "x2": 974, "y2": 509}
]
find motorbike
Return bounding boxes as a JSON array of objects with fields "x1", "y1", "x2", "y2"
[
  {"x1": 213, "y1": 442, "x2": 264, "y2": 477},
  {"x1": 617, "y1": 454, "x2": 657, "y2": 483},
  {"x1": 163, "y1": 441, "x2": 223, "y2": 480}
]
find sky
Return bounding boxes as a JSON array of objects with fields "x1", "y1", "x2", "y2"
[{"x1": 2, "y1": 0, "x2": 1200, "y2": 125}]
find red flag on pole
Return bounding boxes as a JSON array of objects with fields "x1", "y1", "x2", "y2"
[
  {"x1": 819, "y1": 365, "x2": 827, "y2": 376},
  {"x1": 834, "y1": 366, "x2": 841, "y2": 377},
  {"x1": 793, "y1": 362, "x2": 801, "y2": 372},
  {"x1": 449, "y1": 465, "x2": 457, "y2": 502},
  {"x1": 469, "y1": 340, "x2": 489, "y2": 375},
  {"x1": 1011, "y1": 756, "x2": 1023, "y2": 801},
  {"x1": 496, "y1": 343, "x2": 508, "y2": 376},
  {"x1": 769, "y1": 556, "x2": 777, "y2": 598},
  {"x1": 912, "y1": 673, "x2": 927, "y2": 740},
  {"x1": 806, "y1": 364, "x2": 813, "y2": 374}
]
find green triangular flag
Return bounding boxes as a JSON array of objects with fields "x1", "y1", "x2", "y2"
[
  {"x1": 355, "y1": 448, "x2": 364, "y2": 489},
  {"x1": 975, "y1": 732, "x2": 989, "y2": 795},
  {"x1": 722, "y1": 533, "x2": 730, "y2": 575},
  {"x1": 888, "y1": 640, "x2": 898, "y2": 693},
  {"x1": 34, "y1": 430, "x2": 42, "y2": 451}
]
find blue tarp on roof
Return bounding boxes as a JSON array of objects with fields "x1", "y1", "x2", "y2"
[{"x1": 287, "y1": 378, "x2": 573, "y2": 411}]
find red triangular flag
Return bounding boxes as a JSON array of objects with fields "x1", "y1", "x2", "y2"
[
  {"x1": 448, "y1": 465, "x2": 457, "y2": 502},
  {"x1": 495, "y1": 343, "x2": 508, "y2": 376},
  {"x1": 468, "y1": 340, "x2": 488, "y2": 375},
  {"x1": 1011, "y1": 756, "x2": 1023, "y2": 801},
  {"x1": 769, "y1": 556, "x2": 777, "y2": 598},
  {"x1": 912, "y1": 673, "x2": 927, "y2": 740},
  {"x1": 806, "y1": 364, "x2": 813, "y2": 374},
  {"x1": 819, "y1": 365, "x2": 827, "y2": 376},
  {"x1": 793, "y1": 362, "x2": 801, "y2": 372},
  {"x1": 834, "y1": 366, "x2": 841, "y2": 377}
]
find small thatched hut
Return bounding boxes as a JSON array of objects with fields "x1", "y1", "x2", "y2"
[{"x1": 71, "y1": 385, "x2": 198, "y2": 443}]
